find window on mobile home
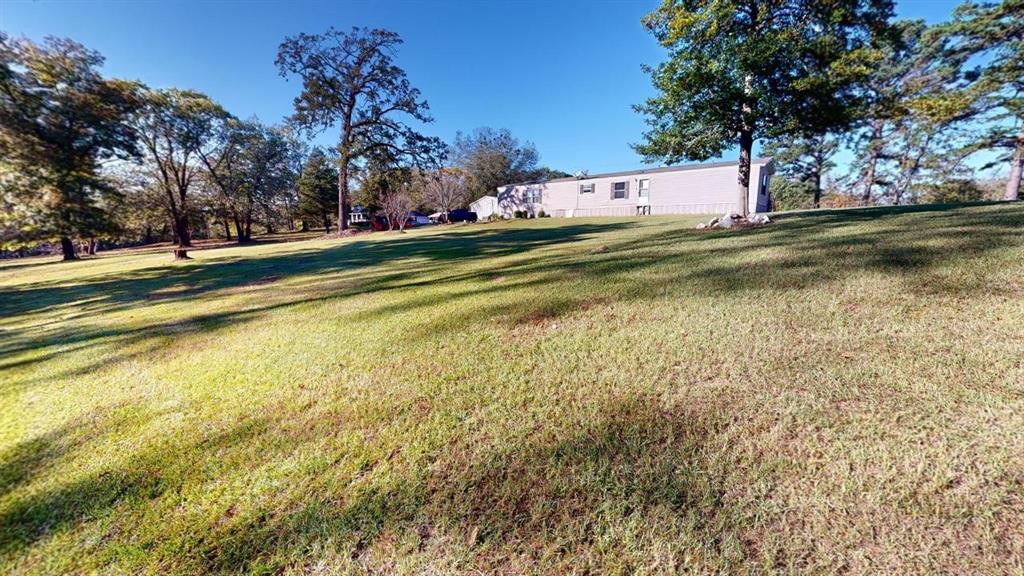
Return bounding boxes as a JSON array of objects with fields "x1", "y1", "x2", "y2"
[{"x1": 612, "y1": 181, "x2": 628, "y2": 199}]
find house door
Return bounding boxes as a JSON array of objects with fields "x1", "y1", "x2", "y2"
[
  {"x1": 636, "y1": 178, "x2": 651, "y2": 215},
  {"x1": 638, "y1": 179, "x2": 650, "y2": 205}
]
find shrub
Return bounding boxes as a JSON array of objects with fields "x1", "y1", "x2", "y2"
[{"x1": 538, "y1": 210, "x2": 547, "y2": 218}]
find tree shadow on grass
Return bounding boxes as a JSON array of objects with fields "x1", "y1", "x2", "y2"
[
  {"x1": 0, "y1": 224, "x2": 629, "y2": 379},
  {"x1": 1, "y1": 388, "x2": 742, "y2": 573},
  {"x1": 4, "y1": 204, "x2": 1023, "y2": 388}
]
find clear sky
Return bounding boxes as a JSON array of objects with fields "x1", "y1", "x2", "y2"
[{"x1": 1, "y1": 0, "x2": 969, "y2": 175}]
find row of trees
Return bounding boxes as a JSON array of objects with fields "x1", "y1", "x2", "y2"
[
  {"x1": 1, "y1": 28, "x2": 561, "y2": 260},
  {"x1": 637, "y1": 0, "x2": 1022, "y2": 212}
]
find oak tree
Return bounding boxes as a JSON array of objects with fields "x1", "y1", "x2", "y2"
[
  {"x1": 276, "y1": 27, "x2": 444, "y2": 232},
  {"x1": 636, "y1": 0, "x2": 894, "y2": 215},
  {"x1": 0, "y1": 35, "x2": 140, "y2": 260}
]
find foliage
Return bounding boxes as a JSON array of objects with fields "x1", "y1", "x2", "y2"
[
  {"x1": 135, "y1": 88, "x2": 228, "y2": 250},
  {"x1": 848, "y1": 19, "x2": 978, "y2": 205},
  {"x1": 768, "y1": 176, "x2": 817, "y2": 211},
  {"x1": 0, "y1": 34, "x2": 141, "y2": 259},
  {"x1": 276, "y1": 27, "x2": 446, "y2": 231},
  {"x1": 296, "y1": 148, "x2": 339, "y2": 232},
  {"x1": 762, "y1": 135, "x2": 839, "y2": 207},
  {"x1": 636, "y1": 0, "x2": 894, "y2": 214},
  {"x1": 935, "y1": 0, "x2": 1024, "y2": 200},
  {"x1": 452, "y1": 127, "x2": 546, "y2": 198},
  {"x1": 421, "y1": 166, "x2": 471, "y2": 213}
]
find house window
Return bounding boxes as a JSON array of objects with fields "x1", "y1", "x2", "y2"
[
  {"x1": 526, "y1": 186, "x2": 542, "y2": 204},
  {"x1": 612, "y1": 181, "x2": 628, "y2": 199},
  {"x1": 579, "y1": 183, "x2": 594, "y2": 194}
]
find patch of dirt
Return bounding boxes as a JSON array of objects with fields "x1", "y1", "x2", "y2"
[
  {"x1": 517, "y1": 310, "x2": 560, "y2": 326},
  {"x1": 589, "y1": 245, "x2": 610, "y2": 254}
]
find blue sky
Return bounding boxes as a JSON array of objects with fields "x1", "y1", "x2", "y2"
[{"x1": 1, "y1": 0, "x2": 970, "y2": 175}]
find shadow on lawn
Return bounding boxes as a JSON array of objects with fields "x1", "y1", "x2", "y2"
[
  {"x1": 0, "y1": 224, "x2": 628, "y2": 378},
  {"x1": 0, "y1": 388, "x2": 741, "y2": 572},
  {"x1": 3, "y1": 204, "x2": 1024, "y2": 386},
  {"x1": 2, "y1": 203, "x2": 1024, "y2": 571}
]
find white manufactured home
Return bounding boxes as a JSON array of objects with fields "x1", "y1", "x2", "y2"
[{"x1": 494, "y1": 158, "x2": 774, "y2": 218}]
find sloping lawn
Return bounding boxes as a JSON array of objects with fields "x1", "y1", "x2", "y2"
[{"x1": 2, "y1": 204, "x2": 1023, "y2": 574}]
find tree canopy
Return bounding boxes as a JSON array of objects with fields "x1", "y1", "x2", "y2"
[
  {"x1": 276, "y1": 27, "x2": 445, "y2": 232},
  {"x1": 0, "y1": 34, "x2": 140, "y2": 259},
  {"x1": 636, "y1": 0, "x2": 894, "y2": 214}
]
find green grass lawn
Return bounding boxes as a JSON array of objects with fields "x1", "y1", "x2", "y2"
[{"x1": 2, "y1": 204, "x2": 1023, "y2": 574}]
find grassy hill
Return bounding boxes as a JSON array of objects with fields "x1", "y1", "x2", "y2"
[{"x1": 2, "y1": 203, "x2": 1023, "y2": 574}]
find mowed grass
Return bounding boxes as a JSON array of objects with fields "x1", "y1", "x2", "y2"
[{"x1": 2, "y1": 204, "x2": 1023, "y2": 575}]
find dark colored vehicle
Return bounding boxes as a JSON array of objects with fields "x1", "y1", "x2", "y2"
[{"x1": 442, "y1": 209, "x2": 478, "y2": 223}]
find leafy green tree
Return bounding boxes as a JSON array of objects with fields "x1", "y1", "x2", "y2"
[
  {"x1": 767, "y1": 176, "x2": 816, "y2": 211},
  {"x1": 636, "y1": 0, "x2": 894, "y2": 215},
  {"x1": 0, "y1": 34, "x2": 140, "y2": 260},
  {"x1": 135, "y1": 88, "x2": 226, "y2": 255},
  {"x1": 762, "y1": 135, "x2": 838, "y2": 208},
  {"x1": 296, "y1": 148, "x2": 339, "y2": 232},
  {"x1": 452, "y1": 127, "x2": 543, "y2": 198},
  {"x1": 276, "y1": 27, "x2": 445, "y2": 233},
  {"x1": 850, "y1": 19, "x2": 976, "y2": 205},
  {"x1": 937, "y1": 0, "x2": 1023, "y2": 200}
]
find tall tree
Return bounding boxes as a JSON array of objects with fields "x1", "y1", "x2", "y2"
[
  {"x1": 451, "y1": 127, "x2": 542, "y2": 198},
  {"x1": 937, "y1": 0, "x2": 1023, "y2": 200},
  {"x1": 296, "y1": 149, "x2": 339, "y2": 233},
  {"x1": 0, "y1": 34, "x2": 140, "y2": 260},
  {"x1": 276, "y1": 27, "x2": 445, "y2": 233},
  {"x1": 135, "y1": 88, "x2": 225, "y2": 256},
  {"x1": 762, "y1": 134, "x2": 838, "y2": 208},
  {"x1": 636, "y1": 0, "x2": 894, "y2": 215},
  {"x1": 849, "y1": 19, "x2": 975, "y2": 205}
]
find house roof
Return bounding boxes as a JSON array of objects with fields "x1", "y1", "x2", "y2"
[{"x1": 499, "y1": 158, "x2": 773, "y2": 188}]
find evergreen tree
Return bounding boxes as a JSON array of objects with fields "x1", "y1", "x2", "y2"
[
  {"x1": 0, "y1": 35, "x2": 140, "y2": 260},
  {"x1": 296, "y1": 149, "x2": 339, "y2": 232},
  {"x1": 937, "y1": 0, "x2": 1023, "y2": 200},
  {"x1": 762, "y1": 135, "x2": 838, "y2": 208}
]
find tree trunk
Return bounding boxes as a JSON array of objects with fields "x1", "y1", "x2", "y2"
[
  {"x1": 861, "y1": 121, "x2": 884, "y2": 206},
  {"x1": 232, "y1": 214, "x2": 244, "y2": 243},
  {"x1": 813, "y1": 172, "x2": 822, "y2": 209},
  {"x1": 169, "y1": 206, "x2": 192, "y2": 248},
  {"x1": 1005, "y1": 130, "x2": 1023, "y2": 201},
  {"x1": 59, "y1": 236, "x2": 78, "y2": 261},
  {"x1": 300, "y1": 220, "x2": 309, "y2": 232},
  {"x1": 322, "y1": 212, "x2": 331, "y2": 234},
  {"x1": 223, "y1": 217, "x2": 232, "y2": 241},
  {"x1": 87, "y1": 238, "x2": 98, "y2": 255},
  {"x1": 338, "y1": 158, "x2": 349, "y2": 233},
  {"x1": 737, "y1": 129, "x2": 754, "y2": 217}
]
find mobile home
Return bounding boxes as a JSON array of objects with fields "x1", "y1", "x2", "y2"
[{"x1": 494, "y1": 159, "x2": 773, "y2": 218}]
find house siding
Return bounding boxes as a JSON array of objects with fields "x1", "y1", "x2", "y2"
[{"x1": 496, "y1": 160, "x2": 773, "y2": 218}]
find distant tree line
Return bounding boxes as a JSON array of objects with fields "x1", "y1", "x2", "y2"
[
  {"x1": 637, "y1": 0, "x2": 1022, "y2": 212},
  {"x1": 0, "y1": 28, "x2": 565, "y2": 260}
]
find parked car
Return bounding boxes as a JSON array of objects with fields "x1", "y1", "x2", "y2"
[
  {"x1": 408, "y1": 211, "x2": 431, "y2": 226},
  {"x1": 441, "y1": 209, "x2": 478, "y2": 223}
]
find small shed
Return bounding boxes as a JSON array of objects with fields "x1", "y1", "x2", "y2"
[{"x1": 469, "y1": 195, "x2": 499, "y2": 220}]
